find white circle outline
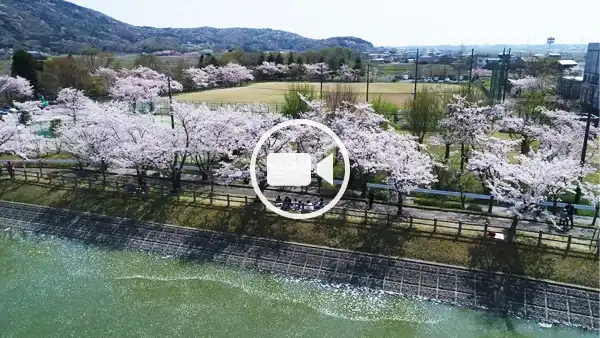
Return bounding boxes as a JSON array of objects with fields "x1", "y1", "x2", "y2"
[{"x1": 249, "y1": 119, "x2": 351, "y2": 220}]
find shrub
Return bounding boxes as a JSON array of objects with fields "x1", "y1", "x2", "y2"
[
  {"x1": 466, "y1": 204, "x2": 484, "y2": 212},
  {"x1": 324, "y1": 83, "x2": 358, "y2": 110},
  {"x1": 281, "y1": 83, "x2": 318, "y2": 118},
  {"x1": 370, "y1": 95, "x2": 399, "y2": 121}
]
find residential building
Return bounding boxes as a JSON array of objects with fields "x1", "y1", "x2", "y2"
[
  {"x1": 581, "y1": 43, "x2": 600, "y2": 112},
  {"x1": 557, "y1": 76, "x2": 583, "y2": 101}
]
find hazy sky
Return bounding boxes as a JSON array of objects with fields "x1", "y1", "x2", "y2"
[{"x1": 67, "y1": 0, "x2": 600, "y2": 46}]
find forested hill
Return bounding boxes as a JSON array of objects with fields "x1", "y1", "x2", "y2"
[{"x1": 0, "y1": 0, "x2": 374, "y2": 54}]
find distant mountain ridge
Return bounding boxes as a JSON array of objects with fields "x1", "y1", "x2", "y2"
[{"x1": 0, "y1": 0, "x2": 374, "y2": 54}]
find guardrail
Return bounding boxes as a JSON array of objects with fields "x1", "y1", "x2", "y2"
[
  {"x1": 5, "y1": 170, "x2": 599, "y2": 255},
  {"x1": 6, "y1": 159, "x2": 597, "y2": 213}
]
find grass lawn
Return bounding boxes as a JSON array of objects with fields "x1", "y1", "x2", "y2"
[
  {"x1": 173, "y1": 82, "x2": 460, "y2": 107},
  {"x1": 1, "y1": 179, "x2": 597, "y2": 288}
]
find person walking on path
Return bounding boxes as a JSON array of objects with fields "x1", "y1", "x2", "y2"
[
  {"x1": 5, "y1": 161, "x2": 14, "y2": 178},
  {"x1": 566, "y1": 203, "x2": 575, "y2": 229},
  {"x1": 558, "y1": 207, "x2": 568, "y2": 231},
  {"x1": 368, "y1": 190, "x2": 375, "y2": 210}
]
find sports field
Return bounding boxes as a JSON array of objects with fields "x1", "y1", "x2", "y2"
[{"x1": 174, "y1": 82, "x2": 460, "y2": 106}]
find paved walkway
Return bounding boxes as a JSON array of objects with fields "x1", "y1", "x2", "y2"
[{"x1": 5, "y1": 166, "x2": 599, "y2": 240}]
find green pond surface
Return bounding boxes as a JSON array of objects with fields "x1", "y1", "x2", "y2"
[{"x1": 0, "y1": 232, "x2": 595, "y2": 338}]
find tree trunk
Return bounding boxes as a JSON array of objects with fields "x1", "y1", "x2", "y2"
[
  {"x1": 508, "y1": 216, "x2": 519, "y2": 242},
  {"x1": 444, "y1": 143, "x2": 451, "y2": 162},
  {"x1": 592, "y1": 205, "x2": 599, "y2": 227},
  {"x1": 487, "y1": 195, "x2": 494, "y2": 214},
  {"x1": 552, "y1": 198, "x2": 558, "y2": 215},
  {"x1": 520, "y1": 137, "x2": 531, "y2": 155},
  {"x1": 460, "y1": 143, "x2": 466, "y2": 171},
  {"x1": 396, "y1": 193, "x2": 404, "y2": 216}
]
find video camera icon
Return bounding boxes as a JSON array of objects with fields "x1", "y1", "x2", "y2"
[
  {"x1": 250, "y1": 119, "x2": 351, "y2": 220},
  {"x1": 266, "y1": 153, "x2": 334, "y2": 187}
]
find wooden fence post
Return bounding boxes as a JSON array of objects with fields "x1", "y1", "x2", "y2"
[
  {"x1": 458, "y1": 221, "x2": 462, "y2": 235},
  {"x1": 35, "y1": 172, "x2": 39, "y2": 182},
  {"x1": 193, "y1": 191, "x2": 196, "y2": 202},
  {"x1": 49, "y1": 175, "x2": 52, "y2": 184},
  {"x1": 115, "y1": 181, "x2": 119, "y2": 191},
  {"x1": 409, "y1": 216, "x2": 413, "y2": 229},
  {"x1": 23, "y1": 170, "x2": 27, "y2": 180},
  {"x1": 537, "y1": 231, "x2": 543, "y2": 246},
  {"x1": 88, "y1": 178, "x2": 92, "y2": 189},
  {"x1": 483, "y1": 221, "x2": 488, "y2": 235},
  {"x1": 364, "y1": 210, "x2": 368, "y2": 223},
  {"x1": 74, "y1": 177, "x2": 78, "y2": 187},
  {"x1": 227, "y1": 194, "x2": 230, "y2": 207},
  {"x1": 566, "y1": 235, "x2": 572, "y2": 252},
  {"x1": 60, "y1": 175, "x2": 65, "y2": 185},
  {"x1": 209, "y1": 193, "x2": 213, "y2": 205},
  {"x1": 244, "y1": 196, "x2": 248, "y2": 206},
  {"x1": 433, "y1": 218, "x2": 437, "y2": 233}
]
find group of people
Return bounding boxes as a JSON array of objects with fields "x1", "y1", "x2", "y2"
[
  {"x1": 274, "y1": 195, "x2": 325, "y2": 213},
  {"x1": 557, "y1": 203, "x2": 576, "y2": 231}
]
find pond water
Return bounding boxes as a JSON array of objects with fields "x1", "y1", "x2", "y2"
[{"x1": 0, "y1": 232, "x2": 595, "y2": 338}]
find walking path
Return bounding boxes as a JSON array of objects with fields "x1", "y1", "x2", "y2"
[{"x1": 5, "y1": 165, "x2": 599, "y2": 240}]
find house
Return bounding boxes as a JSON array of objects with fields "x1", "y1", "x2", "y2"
[{"x1": 581, "y1": 43, "x2": 600, "y2": 112}]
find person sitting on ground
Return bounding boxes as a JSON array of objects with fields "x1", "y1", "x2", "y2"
[
  {"x1": 298, "y1": 200, "x2": 305, "y2": 213},
  {"x1": 487, "y1": 231, "x2": 496, "y2": 238},
  {"x1": 275, "y1": 195, "x2": 283, "y2": 207},
  {"x1": 317, "y1": 198, "x2": 325, "y2": 209},
  {"x1": 282, "y1": 196, "x2": 292, "y2": 210},
  {"x1": 558, "y1": 207, "x2": 568, "y2": 230},
  {"x1": 305, "y1": 200, "x2": 314, "y2": 212},
  {"x1": 291, "y1": 199, "x2": 299, "y2": 211}
]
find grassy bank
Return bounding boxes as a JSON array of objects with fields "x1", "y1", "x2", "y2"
[{"x1": 1, "y1": 179, "x2": 598, "y2": 288}]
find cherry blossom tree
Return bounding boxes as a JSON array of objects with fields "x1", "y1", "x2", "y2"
[
  {"x1": 581, "y1": 182, "x2": 600, "y2": 226},
  {"x1": 0, "y1": 113, "x2": 37, "y2": 159},
  {"x1": 379, "y1": 130, "x2": 436, "y2": 215},
  {"x1": 57, "y1": 113, "x2": 120, "y2": 182},
  {"x1": 336, "y1": 64, "x2": 358, "y2": 82},
  {"x1": 0, "y1": 75, "x2": 34, "y2": 103},
  {"x1": 108, "y1": 113, "x2": 162, "y2": 183},
  {"x1": 54, "y1": 88, "x2": 95, "y2": 123},
  {"x1": 183, "y1": 67, "x2": 220, "y2": 89},
  {"x1": 219, "y1": 63, "x2": 254, "y2": 87},
  {"x1": 484, "y1": 151, "x2": 594, "y2": 235},
  {"x1": 188, "y1": 106, "x2": 251, "y2": 182},
  {"x1": 303, "y1": 63, "x2": 330, "y2": 80},
  {"x1": 255, "y1": 62, "x2": 289, "y2": 80},
  {"x1": 143, "y1": 101, "x2": 205, "y2": 191},
  {"x1": 215, "y1": 112, "x2": 291, "y2": 193},
  {"x1": 108, "y1": 66, "x2": 182, "y2": 112}
]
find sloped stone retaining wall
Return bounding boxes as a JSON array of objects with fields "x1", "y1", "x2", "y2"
[{"x1": 0, "y1": 201, "x2": 598, "y2": 330}]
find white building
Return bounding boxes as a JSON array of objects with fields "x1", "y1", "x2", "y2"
[{"x1": 581, "y1": 43, "x2": 599, "y2": 112}]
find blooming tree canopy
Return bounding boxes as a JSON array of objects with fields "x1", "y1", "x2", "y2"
[
  {"x1": 0, "y1": 75, "x2": 34, "y2": 102},
  {"x1": 108, "y1": 66, "x2": 182, "y2": 106}
]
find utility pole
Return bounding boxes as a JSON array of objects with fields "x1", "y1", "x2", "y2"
[
  {"x1": 168, "y1": 73, "x2": 174, "y2": 129},
  {"x1": 574, "y1": 111, "x2": 593, "y2": 203},
  {"x1": 502, "y1": 48, "x2": 511, "y2": 103},
  {"x1": 320, "y1": 63, "x2": 324, "y2": 99},
  {"x1": 467, "y1": 48, "x2": 474, "y2": 92},
  {"x1": 413, "y1": 49, "x2": 419, "y2": 101},
  {"x1": 366, "y1": 63, "x2": 370, "y2": 102}
]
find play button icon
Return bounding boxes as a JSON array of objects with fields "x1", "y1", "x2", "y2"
[
  {"x1": 316, "y1": 154, "x2": 334, "y2": 185},
  {"x1": 250, "y1": 119, "x2": 351, "y2": 220}
]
